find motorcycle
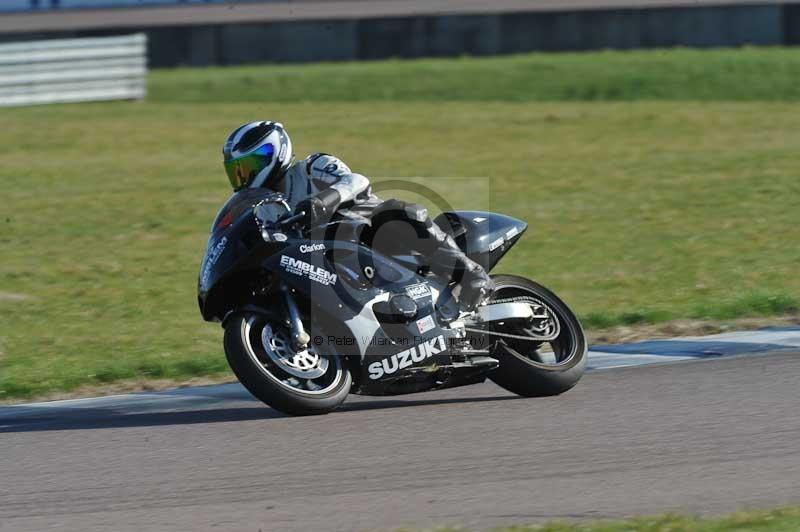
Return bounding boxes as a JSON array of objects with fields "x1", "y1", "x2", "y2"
[{"x1": 198, "y1": 189, "x2": 587, "y2": 415}]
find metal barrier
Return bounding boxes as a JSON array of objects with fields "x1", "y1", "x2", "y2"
[{"x1": 0, "y1": 33, "x2": 146, "y2": 107}]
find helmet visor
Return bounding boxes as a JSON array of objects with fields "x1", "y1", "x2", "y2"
[{"x1": 224, "y1": 144, "x2": 275, "y2": 190}]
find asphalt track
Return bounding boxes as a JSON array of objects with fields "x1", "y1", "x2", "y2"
[
  {"x1": 1, "y1": 346, "x2": 799, "y2": 531},
  {"x1": 1, "y1": 0, "x2": 798, "y2": 33}
]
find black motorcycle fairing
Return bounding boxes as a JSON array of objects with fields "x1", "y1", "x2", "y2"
[
  {"x1": 263, "y1": 241, "x2": 439, "y2": 344},
  {"x1": 199, "y1": 189, "x2": 290, "y2": 322},
  {"x1": 209, "y1": 188, "x2": 272, "y2": 237},
  {"x1": 434, "y1": 210, "x2": 528, "y2": 272}
]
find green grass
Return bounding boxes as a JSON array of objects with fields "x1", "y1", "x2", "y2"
[
  {"x1": 426, "y1": 507, "x2": 800, "y2": 531},
  {"x1": 1, "y1": 48, "x2": 800, "y2": 399},
  {"x1": 151, "y1": 47, "x2": 800, "y2": 103}
]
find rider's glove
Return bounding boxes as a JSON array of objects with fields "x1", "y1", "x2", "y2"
[{"x1": 295, "y1": 188, "x2": 342, "y2": 228}]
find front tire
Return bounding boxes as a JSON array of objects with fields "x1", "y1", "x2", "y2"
[
  {"x1": 484, "y1": 274, "x2": 587, "y2": 397},
  {"x1": 224, "y1": 314, "x2": 351, "y2": 415}
]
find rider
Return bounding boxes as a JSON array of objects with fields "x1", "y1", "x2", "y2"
[{"x1": 222, "y1": 120, "x2": 494, "y2": 311}]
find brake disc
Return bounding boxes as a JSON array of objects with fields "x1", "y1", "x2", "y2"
[{"x1": 261, "y1": 325, "x2": 328, "y2": 379}]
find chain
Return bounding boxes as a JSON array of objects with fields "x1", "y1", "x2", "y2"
[{"x1": 464, "y1": 327, "x2": 558, "y2": 342}]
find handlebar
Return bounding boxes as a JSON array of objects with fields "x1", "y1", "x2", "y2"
[{"x1": 277, "y1": 211, "x2": 306, "y2": 228}]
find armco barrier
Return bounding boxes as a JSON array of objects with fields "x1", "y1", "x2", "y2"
[{"x1": 0, "y1": 33, "x2": 146, "y2": 107}]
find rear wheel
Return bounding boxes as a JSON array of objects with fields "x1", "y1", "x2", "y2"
[
  {"x1": 482, "y1": 274, "x2": 587, "y2": 397},
  {"x1": 224, "y1": 314, "x2": 351, "y2": 415}
]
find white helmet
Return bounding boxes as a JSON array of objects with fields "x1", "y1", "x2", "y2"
[{"x1": 222, "y1": 121, "x2": 293, "y2": 190}]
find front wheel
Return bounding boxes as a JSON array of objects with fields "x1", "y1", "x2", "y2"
[
  {"x1": 482, "y1": 274, "x2": 587, "y2": 397},
  {"x1": 224, "y1": 314, "x2": 351, "y2": 415}
]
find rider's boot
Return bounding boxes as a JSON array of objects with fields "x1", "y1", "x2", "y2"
[
  {"x1": 429, "y1": 231, "x2": 495, "y2": 312},
  {"x1": 459, "y1": 258, "x2": 495, "y2": 312}
]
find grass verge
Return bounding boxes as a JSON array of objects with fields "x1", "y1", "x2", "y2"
[
  {"x1": 524, "y1": 507, "x2": 800, "y2": 531},
  {"x1": 151, "y1": 47, "x2": 800, "y2": 103},
  {"x1": 584, "y1": 292, "x2": 800, "y2": 329},
  {"x1": 424, "y1": 507, "x2": 800, "y2": 531}
]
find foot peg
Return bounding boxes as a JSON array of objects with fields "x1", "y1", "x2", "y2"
[{"x1": 460, "y1": 277, "x2": 495, "y2": 312}]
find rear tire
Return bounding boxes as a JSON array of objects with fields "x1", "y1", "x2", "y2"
[
  {"x1": 224, "y1": 314, "x2": 351, "y2": 416},
  {"x1": 484, "y1": 274, "x2": 587, "y2": 397}
]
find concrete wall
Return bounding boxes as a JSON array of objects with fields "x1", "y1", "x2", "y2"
[{"x1": 4, "y1": 3, "x2": 800, "y2": 67}]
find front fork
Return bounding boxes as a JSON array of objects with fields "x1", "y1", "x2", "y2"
[{"x1": 282, "y1": 283, "x2": 311, "y2": 350}]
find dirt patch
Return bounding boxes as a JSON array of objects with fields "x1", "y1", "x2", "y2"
[
  {"x1": 587, "y1": 314, "x2": 800, "y2": 345},
  {"x1": 0, "y1": 375, "x2": 237, "y2": 405}
]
